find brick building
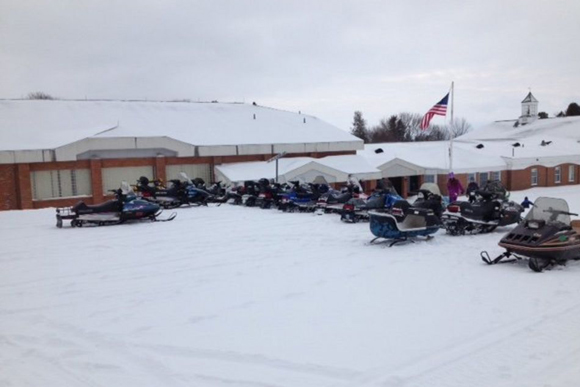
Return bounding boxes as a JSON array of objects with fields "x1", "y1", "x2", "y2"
[{"x1": 0, "y1": 100, "x2": 363, "y2": 210}]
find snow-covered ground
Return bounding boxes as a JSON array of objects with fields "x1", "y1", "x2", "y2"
[{"x1": 2, "y1": 186, "x2": 580, "y2": 387}]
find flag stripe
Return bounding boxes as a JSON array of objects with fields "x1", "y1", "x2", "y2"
[{"x1": 420, "y1": 93, "x2": 449, "y2": 130}]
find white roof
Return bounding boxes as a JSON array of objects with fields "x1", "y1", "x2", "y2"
[
  {"x1": 215, "y1": 155, "x2": 381, "y2": 183},
  {"x1": 0, "y1": 99, "x2": 361, "y2": 151},
  {"x1": 457, "y1": 116, "x2": 580, "y2": 142},
  {"x1": 359, "y1": 132, "x2": 580, "y2": 174},
  {"x1": 215, "y1": 157, "x2": 312, "y2": 183},
  {"x1": 360, "y1": 141, "x2": 506, "y2": 173}
]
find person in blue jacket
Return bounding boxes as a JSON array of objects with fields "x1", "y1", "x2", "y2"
[{"x1": 521, "y1": 196, "x2": 534, "y2": 209}]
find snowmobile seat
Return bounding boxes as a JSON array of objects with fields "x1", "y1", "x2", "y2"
[
  {"x1": 365, "y1": 194, "x2": 386, "y2": 209},
  {"x1": 73, "y1": 199, "x2": 121, "y2": 214},
  {"x1": 328, "y1": 192, "x2": 351, "y2": 204},
  {"x1": 475, "y1": 190, "x2": 494, "y2": 201}
]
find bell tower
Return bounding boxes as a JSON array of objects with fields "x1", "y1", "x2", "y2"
[{"x1": 518, "y1": 91, "x2": 538, "y2": 125}]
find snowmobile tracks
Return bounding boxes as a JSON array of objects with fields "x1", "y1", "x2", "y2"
[
  {"x1": 38, "y1": 319, "x2": 364, "y2": 387},
  {"x1": 334, "y1": 300, "x2": 580, "y2": 387}
]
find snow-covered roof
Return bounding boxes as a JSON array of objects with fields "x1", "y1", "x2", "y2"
[
  {"x1": 215, "y1": 155, "x2": 381, "y2": 184},
  {"x1": 360, "y1": 141, "x2": 506, "y2": 174},
  {"x1": 359, "y1": 130, "x2": 580, "y2": 174},
  {"x1": 215, "y1": 157, "x2": 312, "y2": 183},
  {"x1": 0, "y1": 100, "x2": 362, "y2": 161},
  {"x1": 457, "y1": 116, "x2": 580, "y2": 142}
]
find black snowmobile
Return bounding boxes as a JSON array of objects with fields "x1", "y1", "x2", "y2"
[
  {"x1": 254, "y1": 179, "x2": 288, "y2": 209},
  {"x1": 441, "y1": 181, "x2": 523, "y2": 235},
  {"x1": 56, "y1": 183, "x2": 176, "y2": 228},
  {"x1": 481, "y1": 197, "x2": 580, "y2": 272},
  {"x1": 408, "y1": 183, "x2": 446, "y2": 220},
  {"x1": 134, "y1": 176, "x2": 189, "y2": 208},
  {"x1": 241, "y1": 180, "x2": 261, "y2": 207},
  {"x1": 316, "y1": 180, "x2": 363, "y2": 215}
]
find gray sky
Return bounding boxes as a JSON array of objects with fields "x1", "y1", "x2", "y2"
[{"x1": 1, "y1": 0, "x2": 579, "y2": 131}]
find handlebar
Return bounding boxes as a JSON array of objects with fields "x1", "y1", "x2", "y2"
[{"x1": 543, "y1": 208, "x2": 578, "y2": 217}]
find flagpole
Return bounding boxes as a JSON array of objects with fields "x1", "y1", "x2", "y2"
[{"x1": 449, "y1": 81, "x2": 454, "y2": 172}]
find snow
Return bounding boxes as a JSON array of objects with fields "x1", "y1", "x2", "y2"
[
  {"x1": 215, "y1": 157, "x2": 312, "y2": 183},
  {"x1": 458, "y1": 116, "x2": 580, "y2": 142},
  {"x1": 360, "y1": 141, "x2": 507, "y2": 173},
  {"x1": 0, "y1": 100, "x2": 360, "y2": 151},
  {"x1": 215, "y1": 155, "x2": 382, "y2": 183},
  {"x1": 360, "y1": 134, "x2": 580, "y2": 173},
  {"x1": 3, "y1": 186, "x2": 580, "y2": 386}
]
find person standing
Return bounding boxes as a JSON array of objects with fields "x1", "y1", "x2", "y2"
[{"x1": 447, "y1": 172, "x2": 465, "y2": 203}]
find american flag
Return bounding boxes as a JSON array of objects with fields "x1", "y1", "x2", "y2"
[{"x1": 420, "y1": 93, "x2": 449, "y2": 130}]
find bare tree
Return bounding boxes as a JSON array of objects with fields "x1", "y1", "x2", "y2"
[
  {"x1": 27, "y1": 91, "x2": 55, "y2": 100},
  {"x1": 447, "y1": 117, "x2": 472, "y2": 138}
]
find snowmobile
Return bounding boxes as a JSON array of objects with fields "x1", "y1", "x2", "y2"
[
  {"x1": 368, "y1": 199, "x2": 441, "y2": 246},
  {"x1": 241, "y1": 180, "x2": 261, "y2": 207},
  {"x1": 278, "y1": 181, "x2": 323, "y2": 212},
  {"x1": 56, "y1": 183, "x2": 176, "y2": 228},
  {"x1": 408, "y1": 183, "x2": 446, "y2": 220},
  {"x1": 177, "y1": 173, "x2": 218, "y2": 205},
  {"x1": 316, "y1": 178, "x2": 365, "y2": 214},
  {"x1": 135, "y1": 176, "x2": 192, "y2": 208},
  {"x1": 316, "y1": 188, "x2": 353, "y2": 214},
  {"x1": 481, "y1": 197, "x2": 580, "y2": 272},
  {"x1": 254, "y1": 179, "x2": 287, "y2": 209},
  {"x1": 340, "y1": 188, "x2": 399, "y2": 223},
  {"x1": 441, "y1": 182, "x2": 523, "y2": 235}
]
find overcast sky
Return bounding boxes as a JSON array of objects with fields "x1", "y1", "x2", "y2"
[{"x1": 1, "y1": 0, "x2": 579, "y2": 131}]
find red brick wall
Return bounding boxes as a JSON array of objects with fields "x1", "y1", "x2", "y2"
[
  {"x1": 16, "y1": 164, "x2": 32, "y2": 209},
  {"x1": 0, "y1": 165, "x2": 18, "y2": 210}
]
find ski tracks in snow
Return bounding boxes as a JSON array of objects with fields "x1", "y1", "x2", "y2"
[
  {"x1": 336, "y1": 299, "x2": 580, "y2": 387},
  {"x1": 18, "y1": 317, "x2": 364, "y2": 387}
]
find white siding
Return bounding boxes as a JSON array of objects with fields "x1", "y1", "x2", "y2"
[
  {"x1": 31, "y1": 169, "x2": 91, "y2": 200},
  {"x1": 166, "y1": 164, "x2": 211, "y2": 183},
  {"x1": 102, "y1": 166, "x2": 153, "y2": 194}
]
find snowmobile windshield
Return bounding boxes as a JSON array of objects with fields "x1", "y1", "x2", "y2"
[
  {"x1": 525, "y1": 197, "x2": 572, "y2": 225},
  {"x1": 347, "y1": 176, "x2": 363, "y2": 191},
  {"x1": 419, "y1": 182, "x2": 441, "y2": 196},
  {"x1": 483, "y1": 181, "x2": 508, "y2": 199},
  {"x1": 121, "y1": 181, "x2": 134, "y2": 195},
  {"x1": 179, "y1": 172, "x2": 192, "y2": 183}
]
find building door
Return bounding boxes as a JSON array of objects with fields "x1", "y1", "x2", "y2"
[
  {"x1": 409, "y1": 175, "x2": 420, "y2": 192},
  {"x1": 390, "y1": 177, "x2": 403, "y2": 196}
]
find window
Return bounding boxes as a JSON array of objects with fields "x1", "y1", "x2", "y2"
[
  {"x1": 102, "y1": 166, "x2": 154, "y2": 194},
  {"x1": 424, "y1": 174, "x2": 436, "y2": 184},
  {"x1": 531, "y1": 168, "x2": 538, "y2": 186},
  {"x1": 569, "y1": 165, "x2": 575, "y2": 182},
  {"x1": 166, "y1": 164, "x2": 212, "y2": 183},
  {"x1": 555, "y1": 166, "x2": 561, "y2": 184},
  {"x1": 491, "y1": 171, "x2": 501, "y2": 182},
  {"x1": 479, "y1": 172, "x2": 489, "y2": 187},
  {"x1": 31, "y1": 169, "x2": 92, "y2": 200}
]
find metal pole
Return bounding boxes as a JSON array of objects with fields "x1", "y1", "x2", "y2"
[
  {"x1": 449, "y1": 81, "x2": 454, "y2": 172},
  {"x1": 276, "y1": 159, "x2": 279, "y2": 183}
]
